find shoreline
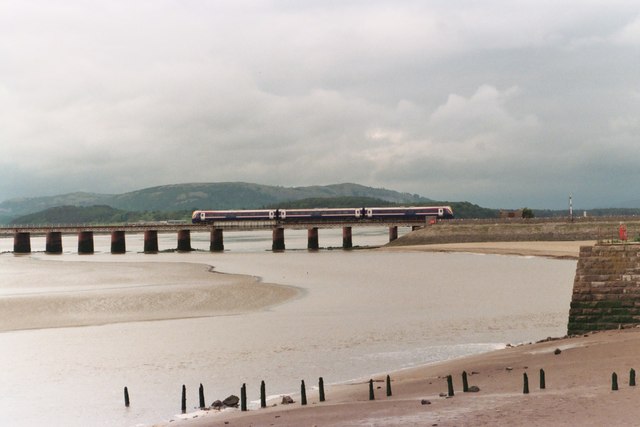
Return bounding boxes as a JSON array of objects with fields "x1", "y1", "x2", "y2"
[
  {"x1": 164, "y1": 241, "x2": 612, "y2": 427},
  {"x1": 168, "y1": 328, "x2": 640, "y2": 427},
  {"x1": 381, "y1": 240, "x2": 596, "y2": 260}
]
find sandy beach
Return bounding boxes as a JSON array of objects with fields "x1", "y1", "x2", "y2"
[
  {"x1": 170, "y1": 328, "x2": 640, "y2": 427},
  {"x1": 159, "y1": 240, "x2": 640, "y2": 427},
  {"x1": 382, "y1": 240, "x2": 597, "y2": 260}
]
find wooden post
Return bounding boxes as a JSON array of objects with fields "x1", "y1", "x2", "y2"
[
  {"x1": 260, "y1": 380, "x2": 266, "y2": 408},
  {"x1": 462, "y1": 371, "x2": 469, "y2": 392},
  {"x1": 540, "y1": 369, "x2": 546, "y2": 389},
  {"x1": 369, "y1": 379, "x2": 375, "y2": 400},
  {"x1": 386, "y1": 375, "x2": 392, "y2": 397},
  {"x1": 181, "y1": 385, "x2": 187, "y2": 413},
  {"x1": 124, "y1": 386, "x2": 130, "y2": 407},
  {"x1": 447, "y1": 375, "x2": 454, "y2": 397},
  {"x1": 630, "y1": 369, "x2": 636, "y2": 387},
  {"x1": 319, "y1": 377, "x2": 325, "y2": 402},
  {"x1": 300, "y1": 380, "x2": 307, "y2": 405},
  {"x1": 199, "y1": 383, "x2": 205, "y2": 409},
  {"x1": 523, "y1": 373, "x2": 529, "y2": 394},
  {"x1": 612, "y1": 372, "x2": 619, "y2": 391},
  {"x1": 241, "y1": 383, "x2": 247, "y2": 411}
]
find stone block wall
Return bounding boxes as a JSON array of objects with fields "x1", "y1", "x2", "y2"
[{"x1": 568, "y1": 244, "x2": 640, "y2": 335}]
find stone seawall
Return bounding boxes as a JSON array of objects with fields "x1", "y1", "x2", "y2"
[
  {"x1": 388, "y1": 218, "x2": 639, "y2": 246},
  {"x1": 568, "y1": 244, "x2": 640, "y2": 335}
]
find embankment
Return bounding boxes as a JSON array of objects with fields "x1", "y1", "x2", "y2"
[{"x1": 388, "y1": 217, "x2": 639, "y2": 246}]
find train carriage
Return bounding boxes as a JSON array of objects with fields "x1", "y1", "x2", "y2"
[
  {"x1": 192, "y1": 205, "x2": 453, "y2": 224},
  {"x1": 365, "y1": 206, "x2": 454, "y2": 220},
  {"x1": 192, "y1": 209, "x2": 275, "y2": 223},
  {"x1": 279, "y1": 208, "x2": 363, "y2": 221}
]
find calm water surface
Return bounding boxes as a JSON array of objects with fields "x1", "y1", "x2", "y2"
[{"x1": 0, "y1": 229, "x2": 577, "y2": 426}]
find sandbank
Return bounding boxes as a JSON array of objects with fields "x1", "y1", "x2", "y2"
[
  {"x1": 0, "y1": 256, "x2": 298, "y2": 332},
  {"x1": 382, "y1": 240, "x2": 597, "y2": 259}
]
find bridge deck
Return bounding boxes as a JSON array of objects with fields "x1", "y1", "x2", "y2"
[{"x1": 0, "y1": 219, "x2": 429, "y2": 235}]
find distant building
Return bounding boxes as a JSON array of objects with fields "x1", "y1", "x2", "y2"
[{"x1": 499, "y1": 209, "x2": 524, "y2": 219}]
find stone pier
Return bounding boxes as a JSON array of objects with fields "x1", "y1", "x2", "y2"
[
  {"x1": 210, "y1": 228, "x2": 224, "y2": 252},
  {"x1": 568, "y1": 243, "x2": 640, "y2": 335},
  {"x1": 272, "y1": 227, "x2": 285, "y2": 251},
  {"x1": 177, "y1": 230, "x2": 192, "y2": 252},
  {"x1": 144, "y1": 230, "x2": 159, "y2": 253},
  {"x1": 389, "y1": 226, "x2": 398, "y2": 242},
  {"x1": 46, "y1": 232, "x2": 63, "y2": 254},
  {"x1": 342, "y1": 226, "x2": 352, "y2": 249},
  {"x1": 78, "y1": 231, "x2": 94, "y2": 254},
  {"x1": 13, "y1": 232, "x2": 31, "y2": 254},
  {"x1": 111, "y1": 231, "x2": 126, "y2": 254},
  {"x1": 307, "y1": 227, "x2": 319, "y2": 251}
]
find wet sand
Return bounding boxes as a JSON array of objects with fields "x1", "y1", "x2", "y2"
[
  {"x1": 0, "y1": 256, "x2": 298, "y2": 332},
  {"x1": 162, "y1": 240, "x2": 638, "y2": 427},
  {"x1": 171, "y1": 328, "x2": 640, "y2": 427}
]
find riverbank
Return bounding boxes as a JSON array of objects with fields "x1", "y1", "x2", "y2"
[
  {"x1": 382, "y1": 240, "x2": 596, "y2": 259},
  {"x1": 165, "y1": 328, "x2": 640, "y2": 427},
  {"x1": 162, "y1": 241, "x2": 613, "y2": 427}
]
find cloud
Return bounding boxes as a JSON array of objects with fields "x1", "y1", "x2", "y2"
[{"x1": 0, "y1": 1, "x2": 639, "y2": 209}]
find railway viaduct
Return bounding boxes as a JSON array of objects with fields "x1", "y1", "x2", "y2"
[{"x1": 0, "y1": 220, "x2": 428, "y2": 254}]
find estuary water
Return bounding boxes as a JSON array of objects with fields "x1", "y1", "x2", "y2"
[{"x1": 0, "y1": 228, "x2": 577, "y2": 426}]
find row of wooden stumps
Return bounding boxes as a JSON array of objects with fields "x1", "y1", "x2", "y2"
[
  {"x1": 368, "y1": 375, "x2": 393, "y2": 400},
  {"x1": 123, "y1": 377, "x2": 329, "y2": 412},
  {"x1": 611, "y1": 368, "x2": 636, "y2": 391},
  {"x1": 521, "y1": 369, "x2": 546, "y2": 394},
  {"x1": 124, "y1": 367, "x2": 637, "y2": 413}
]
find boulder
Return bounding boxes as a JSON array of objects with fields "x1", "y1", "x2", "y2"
[
  {"x1": 211, "y1": 400, "x2": 223, "y2": 410},
  {"x1": 281, "y1": 395, "x2": 294, "y2": 404},
  {"x1": 223, "y1": 395, "x2": 239, "y2": 407}
]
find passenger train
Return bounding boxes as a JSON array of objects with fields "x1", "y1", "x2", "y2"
[{"x1": 192, "y1": 206, "x2": 454, "y2": 224}]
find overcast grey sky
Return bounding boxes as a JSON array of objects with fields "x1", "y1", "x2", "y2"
[{"x1": 1, "y1": 1, "x2": 639, "y2": 209}]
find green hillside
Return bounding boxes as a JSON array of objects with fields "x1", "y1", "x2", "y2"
[
  {"x1": 10, "y1": 205, "x2": 191, "y2": 225},
  {"x1": 0, "y1": 182, "x2": 434, "y2": 221}
]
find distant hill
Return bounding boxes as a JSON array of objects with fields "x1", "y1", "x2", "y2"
[
  {"x1": 102, "y1": 182, "x2": 434, "y2": 212},
  {"x1": 0, "y1": 182, "x2": 434, "y2": 221},
  {"x1": 0, "y1": 192, "x2": 113, "y2": 217},
  {"x1": 10, "y1": 205, "x2": 191, "y2": 225}
]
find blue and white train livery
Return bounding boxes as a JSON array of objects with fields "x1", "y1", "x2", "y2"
[{"x1": 192, "y1": 206, "x2": 453, "y2": 224}]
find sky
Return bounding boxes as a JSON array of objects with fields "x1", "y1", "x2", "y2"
[{"x1": 1, "y1": 1, "x2": 639, "y2": 209}]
